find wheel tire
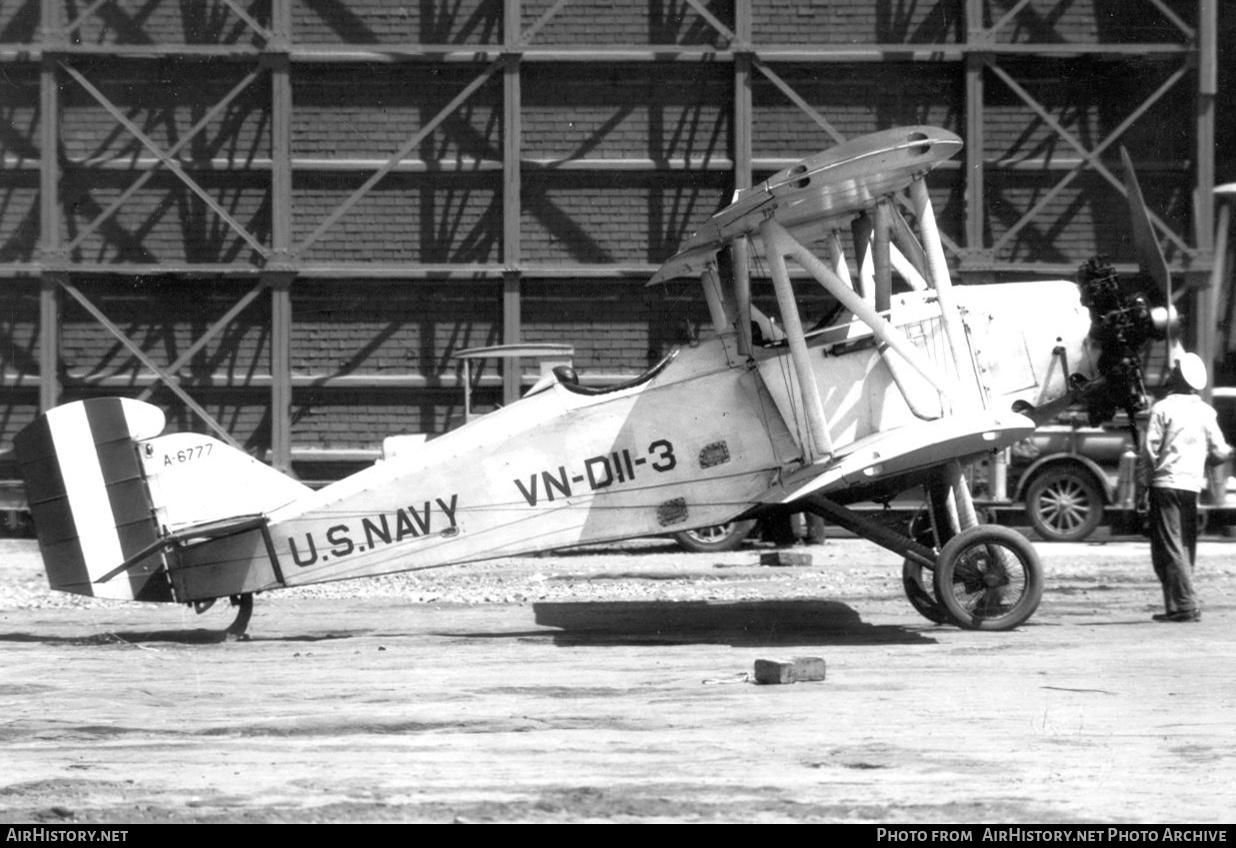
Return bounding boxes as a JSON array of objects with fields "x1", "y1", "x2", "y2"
[
  {"x1": 1024, "y1": 466, "x2": 1105, "y2": 542},
  {"x1": 901, "y1": 506, "x2": 953, "y2": 624},
  {"x1": 672, "y1": 519, "x2": 756, "y2": 553},
  {"x1": 932, "y1": 524, "x2": 1044, "y2": 631},
  {"x1": 901, "y1": 558, "x2": 953, "y2": 625}
]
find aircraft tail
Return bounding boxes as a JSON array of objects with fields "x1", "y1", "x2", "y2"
[
  {"x1": 15, "y1": 398, "x2": 171, "y2": 600},
  {"x1": 14, "y1": 398, "x2": 311, "y2": 601}
]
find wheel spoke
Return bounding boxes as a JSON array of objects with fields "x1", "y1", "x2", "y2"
[{"x1": 934, "y1": 525, "x2": 1043, "y2": 630}]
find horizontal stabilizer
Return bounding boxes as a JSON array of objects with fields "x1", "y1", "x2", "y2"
[{"x1": 93, "y1": 513, "x2": 268, "y2": 586}]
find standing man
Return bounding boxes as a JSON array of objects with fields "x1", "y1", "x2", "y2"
[{"x1": 1139, "y1": 353, "x2": 1232, "y2": 622}]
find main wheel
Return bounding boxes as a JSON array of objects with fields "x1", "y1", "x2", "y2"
[
  {"x1": 901, "y1": 506, "x2": 952, "y2": 624},
  {"x1": 672, "y1": 519, "x2": 756, "y2": 553},
  {"x1": 902, "y1": 559, "x2": 953, "y2": 624},
  {"x1": 1024, "y1": 466, "x2": 1104, "y2": 542},
  {"x1": 932, "y1": 525, "x2": 1043, "y2": 631}
]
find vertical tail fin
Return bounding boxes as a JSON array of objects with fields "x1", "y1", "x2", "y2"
[
  {"x1": 16, "y1": 398, "x2": 315, "y2": 603},
  {"x1": 14, "y1": 398, "x2": 171, "y2": 600}
]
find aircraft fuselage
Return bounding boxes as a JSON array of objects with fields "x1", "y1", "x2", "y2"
[{"x1": 164, "y1": 278, "x2": 1093, "y2": 603}]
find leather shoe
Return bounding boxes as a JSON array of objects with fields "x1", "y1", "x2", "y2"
[{"x1": 1154, "y1": 610, "x2": 1200, "y2": 622}]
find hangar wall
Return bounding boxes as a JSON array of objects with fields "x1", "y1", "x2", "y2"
[{"x1": 0, "y1": 0, "x2": 1222, "y2": 484}]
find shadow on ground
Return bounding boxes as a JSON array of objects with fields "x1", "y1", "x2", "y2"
[
  {"x1": 0, "y1": 629, "x2": 358, "y2": 646},
  {"x1": 449, "y1": 599, "x2": 937, "y2": 647}
]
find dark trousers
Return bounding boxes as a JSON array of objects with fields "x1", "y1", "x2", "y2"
[{"x1": 1148, "y1": 487, "x2": 1200, "y2": 614}]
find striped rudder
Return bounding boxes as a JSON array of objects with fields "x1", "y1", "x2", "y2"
[{"x1": 14, "y1": 398, "x2": 171, "y2": 601}]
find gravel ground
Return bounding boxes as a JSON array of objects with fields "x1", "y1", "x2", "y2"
[
  {"x1": 5, "y1": 531, "x2": 1236, "y2": 614},
  {"x1": 4, "y1": 534, "x2": 1236, "y2": 823}
]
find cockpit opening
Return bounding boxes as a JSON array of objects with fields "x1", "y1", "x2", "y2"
[{"x1": 553, "y1": 349, "x2": 680, "y2": 396}]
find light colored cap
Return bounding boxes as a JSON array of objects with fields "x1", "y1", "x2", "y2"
[{"x1": 1177, "y1": 352, "x2": 1208, "y2": 391}]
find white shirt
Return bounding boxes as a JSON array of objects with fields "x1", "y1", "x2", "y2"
[{"x1": 1140, "y1": 393, "x2": 1232, "y2": 493}]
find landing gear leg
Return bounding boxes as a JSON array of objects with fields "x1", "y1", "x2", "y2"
[
  {"x1": 902, "y1": 504, "x2": 950, "y2": 624},
  {"x1": 919, "y1": 461, "x2": 1042, "y2": 629},
  {"x1": 926, "y1": 457, "x2": 1043, "y2": 631},
  {"x1": 932, "y1": 525, "x2": 1043, "y2": 631},
  {"x1": 801, "y1": 495, "x2": 945, "y2": 621},
  {"x1": 901, "y1": 462, "x2": 973, "y2": 625},
  {"x1": 225, "y1": 593, "x2": 254, "y2": 641}
]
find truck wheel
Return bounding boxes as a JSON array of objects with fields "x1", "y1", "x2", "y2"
[
  {"x1": 672, "y1": 520, "x2": 756, "y2": 553},
  {"x1": 1024, "y1": 467, "x2": 1104, "y2": 542}
]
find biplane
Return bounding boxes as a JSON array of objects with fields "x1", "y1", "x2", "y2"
[{"x1": 14, "y1": 125, "x2": 1178, "y2": 635}]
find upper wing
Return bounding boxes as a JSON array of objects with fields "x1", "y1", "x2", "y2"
[{"x1": 649, "y1": 126, "x2": 962, "y2": 286}]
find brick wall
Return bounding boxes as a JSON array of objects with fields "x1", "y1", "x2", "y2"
[
  {"x1": 294, "y1": 174, "x2": 502, "y2": 264},
  {"x1": 981, "y1": 58, "x2": 1192, "y2": 162},
  {"x1": 50, "y1": 1, "x2": 269, "y2": 44},
  {"x1": 1, "y1": 276, "x2": 507, "y2": 451},
  {"x1": 521, "y1": 0, "x2": 731, "y2": 46},
  {"x1": 56, "y1": 276, "x2": 271, "y2": 380},
  {"x1": 751, "y1": 64, "x2": 962, "y2": 158},
  {"x1": 42, "y1": 1, "x2": 1179, "y2": 51},
  {"x1": 292, "y1": 0, "x2": 503, "y2": 45},
  {"x1": 289, "y1": 279, "x2": 502, "y2": 445},
  {"x1": 0, "y1": 65, "x2": 38, "y2": 163},
  {"x1": 981, "y1": 58, "x2": 1193, "y2": 263},
  {"x1": 987, "y1": 171, "x2": 1192, "y2": 265},
  {"x1": 979, "y1": 0, "x2": 1192, "y2": 43},
  {"x1": 57, "y1": 62, "x2": 270, "y2": 162},
  {"x1": 288, "y1": 389, "x2": 448, "y2": 448},
  {"x1": 0, "y1": 2, "x2": 1200, "y2": 47},
  {"x1": 46, "y1": 277, "x2": 272, "y2": 451},
  {"x1": 0, "y1": 1, "x2": 37, "y2": 41},
  {"x1": 749, "y1": 0, "x2": 1187, "y2": 44},
  {"x1": 0, "y1": 179, "x2": 39, "y2": 264},
  {"x1": 143, "y1": 392, "x2": 272, "y2": 452},
  {"x1": 50, "y1": 61, "x2": 272, "y2": 264},
  {"x1": 0, "y1": 282, "x2": 41, "y2": 454},
  {"x1": 291, "y1": 65, "x2": 502, "y2": 160},
  {"x1": 522, "y1": 64, "x2": 731, "y2": 161},
  {"x1": 59, "y1": 172, "x2": 271, "y2": 265},
  {"x1": 751, "y1": 0, "x2": 963, "y2": 44},
  {"x1": 521, "y1": 279, "x2": 704, "y2": 373},
  {"x1": 0, "y1": 63, "x2": 40, "y2": 264},
  {"x1": 521, "y1": 172, "x2": 730, "y2": 264},
  {"x1": 292, "y1": 280, "x2": 502, "y2": 375}
]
